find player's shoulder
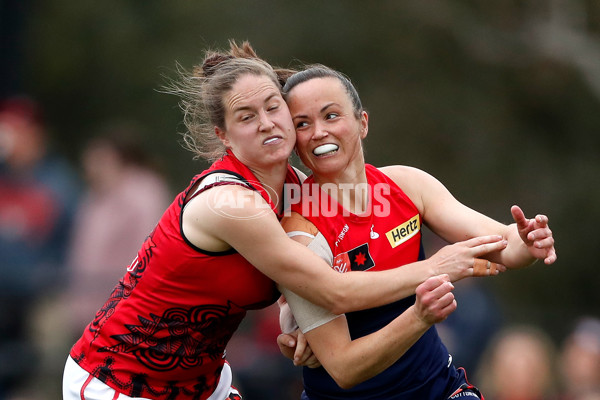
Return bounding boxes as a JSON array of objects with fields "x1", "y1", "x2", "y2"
[
  {"x1": 280, "y1": 211, "x2": 319, "y2": 236},
  {"x1": 378, "y1": 165, "x2": 438, "y2": 187},
  {"x1": 378, "y1": 164, "x2": 425, "y2": 178}
]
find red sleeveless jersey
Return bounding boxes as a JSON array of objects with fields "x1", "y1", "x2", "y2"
[
  {"x1": 292, "y1": 164, "x2": 422, "y2": 273},
  {"x1": 291, "y1": 166, "x2": 461, "y2": 399},
  {"x1": 70, "y1": 150, "x2": 300, "y2": 399}
]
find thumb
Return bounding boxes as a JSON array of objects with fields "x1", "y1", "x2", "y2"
[{"x1": 277, "y1": 333, "x2": 296, "y2": 348}]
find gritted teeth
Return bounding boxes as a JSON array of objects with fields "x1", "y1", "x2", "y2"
[
  {"x1": 263, "y1": 136, "x2": 281, "y2": 145},
  {"x1": 313, "y1": 143, "x2": 339, "y2": 156}
]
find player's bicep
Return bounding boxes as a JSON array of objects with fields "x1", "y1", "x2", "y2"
[
  {"x1": 188, "y1": 185, "x2": 298, "y2": 263},
  {"x1": 382, "y1": 166, "x2": 507, "y2": 242}
]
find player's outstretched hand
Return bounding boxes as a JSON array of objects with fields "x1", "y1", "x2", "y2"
[
  {"x1": 429, "y1": 236, "x2": 507, "y2": 281},
  {"x1": 511, "y1": 205, "x2": 557, "y2": 265},
  {"x1": 413, "y1": 274, "x2": 456, "y2": 325}
]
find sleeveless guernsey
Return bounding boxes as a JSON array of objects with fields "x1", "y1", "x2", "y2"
[
  {"x1": 70, "y1": 150, "x2": 300, "y2": 400},
  {"x1": 293, "y1": 164, "x2": 464, "y2": 399}
]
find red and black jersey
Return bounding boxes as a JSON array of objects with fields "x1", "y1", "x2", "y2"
[{"x1": 70, "y1": 150, "x2": 300, "y2": 400}]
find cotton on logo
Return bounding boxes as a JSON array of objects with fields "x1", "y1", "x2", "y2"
[{"x1": 206, "y1": 180, "x2": 278, "y2": 220}]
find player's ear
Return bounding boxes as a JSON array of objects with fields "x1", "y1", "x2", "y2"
[
  {"x1": 359, "y1": 111, "x2": 368, "y2": 139},
  {"x1": 215, "y1": 126, "x2": 230, "y2": 147}
]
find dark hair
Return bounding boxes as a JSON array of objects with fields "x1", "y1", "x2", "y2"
[
  {"x1": 88, "y1": 120, "x2": 154, "y2": 168},
  {"x1": 282, "y1": 65, "x2": 363, "y2": 118},
  {"x1": 165, "y1": 40, "x2": 293, "y2": 162}
]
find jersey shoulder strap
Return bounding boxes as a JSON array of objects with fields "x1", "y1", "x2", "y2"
[{"x1": 186, "y1": 172, "x2": 252, "y2": 204}]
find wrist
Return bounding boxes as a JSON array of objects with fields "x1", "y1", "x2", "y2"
[
  {"x1": 419, "y1": 259, "x2": 438, "y2": 281},
  {"x1": 409, "y1": 305, "x2": 433, "y2": 330}
]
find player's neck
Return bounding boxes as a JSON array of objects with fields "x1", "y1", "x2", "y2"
[{"x1": 314, "y1": 166, "x2": 369, "y2": 215}]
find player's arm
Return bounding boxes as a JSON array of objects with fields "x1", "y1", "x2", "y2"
[
  {"x1": 276, "y1": 220, "x2": 457, "y2": 389},
  {"x1": 184, "y1": 185, "x2": 432, "y2": 314},
  {"x1": 275, "y1": 213, "x2": 470, "y2": 388},
  {"x1": 302, "y1": 275, "x2": 455, "y2": 389},
  {"x1": 380, "y1": 165, "x2": 556, "y2": 268}
]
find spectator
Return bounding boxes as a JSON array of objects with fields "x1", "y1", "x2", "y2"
[
  {"x1": 0, "y1": 95, "x2": 80, "y2": 398},
  {"x1": 29, "y1": 120, "x2": 173, "y2": 399},
  {"x1": 476, "y1": 325, "x2": 558, "y2": 400},
  {"x1": 64, "y1": 120, "x2": 172, "y2": 336},
  {"x1": 558, "y1": 317, "x2": 600, "y2": 400}
]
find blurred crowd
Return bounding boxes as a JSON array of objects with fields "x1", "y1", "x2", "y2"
[
  {"x1": 0, "y1": 95, "x2": 598, "y2": 400},
  {"x1": 0, "y1": 96, "x2": 172, "y2": 398}
]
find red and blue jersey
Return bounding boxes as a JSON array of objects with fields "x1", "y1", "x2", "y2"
[{"x1": 294, "y1": 164, "x2": 465, "y2": 399}]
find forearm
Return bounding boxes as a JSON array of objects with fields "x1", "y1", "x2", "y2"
[
  {"x1": 311, "y1": 306, "x2": 430, "y2": 389},
  {"x1": 262, "y1": 237, "x2": 434, "y2": 315},
  {"x1": 323, "y1": 260, "x2": 434, "y2": 314},
  {"x1": 275, "y1": 211, "x2": 438, "y2": 314},
  {"x1": 486, "y1": 223, "x2": 536, "y2": 268}
]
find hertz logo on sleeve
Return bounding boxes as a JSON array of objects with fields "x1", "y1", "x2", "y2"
[{"x1": 385, "y1": 215, "x2": 420, "y2": 248}]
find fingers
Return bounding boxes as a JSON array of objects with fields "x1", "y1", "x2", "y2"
[
  {"x1": 293, "y1": 332, "x2": 311, "y2": 366},
  {"x1": 438, "y1": 294, "x2": 458, "y2": 317},
  {"x1": 292, "y1": 331, "x2": 320, "y2": 368},
  {"x1": 534, "y1": 234, "x2": 557, "y2": 264},
  {"x1": 532, "y1": 235, "x2": 554, "y2": 250},
  {"x1": 416, "y1": 274, "x2": 450, "y2": 293},
  {"x1": 511, "y1": 205, "x2": 529, "y2": 230},
  {"x1": 417, "y1": 275, "x2": 454, "y2": 306},
  {"x1": 462, "y1": 235, "x2": 504, "y2": 247},
  {"x1": 534, "y1": 214, "x2": 549, "y2": 227},
  {"x1": 525, "y1": 216, "x2": 557, "y2": 264},
  {"x1": 415, "y1": 275, "x2": 457, "y2": 324},
  {"x1": 457, "y1": 235, "x2": 508, "y2": 256},
  {"x1": 277, "y1": 333, "x2": 297, "y2": 361},
  {"x1": 467, "y1": 236, "x2": 508, "y2": 258},
  {"x1": 278, "y1": 333, "x2": 296, "y2": 348},
  {"x1": 544, "y1": 248, "x2": 557, "y2": 265},
  {"x1": 527, "y1": 225, "x2": 552, "y2": 243},
  {"x1": 472, "y1": 258, "x2": 505, "y2": 277}
]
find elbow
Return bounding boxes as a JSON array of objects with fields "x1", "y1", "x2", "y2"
[
  {"x1": 322, "y1": 351, "x2": 372, "y2": 389},
  {"x1": 335, "y1": 379, "x2": 358, "y2": 391},
  {"x1": 325, "y1": 290, "x2": 350, "y2": 315},
  {"x1": 325, "y1": 277, "x2": 355, "y2": 314},
  {"x1": 326, "y1": 358, "x2": 364, "y2": 389},
  {"x1": 330, "y1": 370, "x2": 360, "y2": 390}
]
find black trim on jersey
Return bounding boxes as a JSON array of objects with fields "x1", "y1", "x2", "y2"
[
  {"x1": 180, "y1": 170, "x2": 257, "y2": 256},
  {"x1": 183, "y1": 169, "x2": 259, "y2": 205}
]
